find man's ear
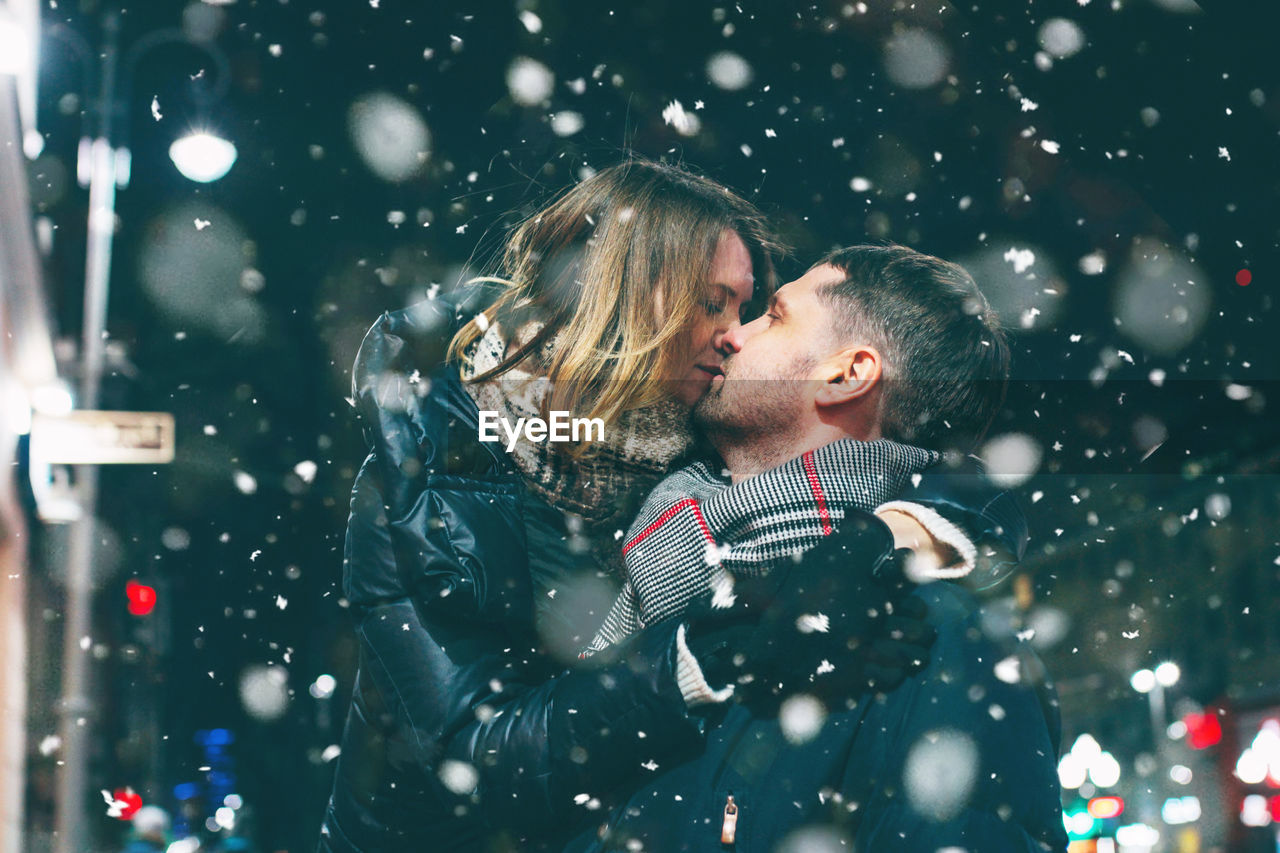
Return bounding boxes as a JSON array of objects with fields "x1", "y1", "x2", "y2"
[{"x1": 813, "y1": 345, "x2": 883, "y2": 408}]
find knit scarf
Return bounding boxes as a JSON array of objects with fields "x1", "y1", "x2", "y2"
[
  {"x1": 583, "y1": 438, "x2": 941, "y2": 656},
  {"x1": 460, "y1": 320, "x2": 694, "y2": 526}
]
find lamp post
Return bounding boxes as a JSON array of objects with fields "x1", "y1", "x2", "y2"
[{"x1": 41, "y1": 10, "x2": 235, "y2": 851}]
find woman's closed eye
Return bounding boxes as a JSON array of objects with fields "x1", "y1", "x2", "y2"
[{"x1": 704, "y1": 300, "x2": 728, "y2": 317}]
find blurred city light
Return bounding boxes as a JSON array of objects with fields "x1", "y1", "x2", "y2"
[
  {"x1": 1089, "y1": 752, "x2": 1122, "y2": 788},
  {"x1": 125, "y1": 580, "x2": 157, "y2": 616},
  {"x1": 309, "y1": 674, "x2": 337, "y2": 700},
  {"x1": 1058, "y1": 752, "x2": 1088, "y2": 790},
  {"x1": 1088, "y1": 796, "x2": 1124, "y2": 819},
  {"x1": 0, "y1": 13, "x2": 30, "y2": 76},
  {"x1": 1234, "y1": 720, "x2": 1280, "y2": 786},
  {"x1": 30, "y1": 380, "x2": 74, "y2": 415},
  {"x1": 169, "y1": 132, "x2": 237, "y2": 183},
  {"x1": 1182, "y1": 711, "x2": 1222, "y2": 750},
  {"x1": 1115, "y1": 822, "x2": 1159, "y2": 849},
  {"x1": 1161, "y1": 796, "x2": 1201, "y2": 825},
  {"x1": 1154, "y1": 662, "x2": 1181, "y2": 687},
  {"x1": 1240, "y1": 794, "x2": 1271, "y2": 828},
  {"x1": 1063, "y1": 802, "x2": 1097, "y2": 840},
  {"x1": 1130, "y1": 668, "x2": 1156, "y2": 694}
]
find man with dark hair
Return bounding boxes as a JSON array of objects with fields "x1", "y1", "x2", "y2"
[{"x1": 571, "y1": 245, "x2": 1065, "y2": 852}]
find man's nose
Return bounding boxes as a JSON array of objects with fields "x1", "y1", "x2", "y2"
[
  {"x1": 712, "y1": 319, "x2": 741, "y2": 354},
  {"x1": 718, "y1": 316, "x2": 761, "y2": 354}
]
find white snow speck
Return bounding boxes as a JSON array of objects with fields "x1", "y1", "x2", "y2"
[
  {"x1": 1038, "y1": 18, "x2": 1085, "y2": 59},
  {"x1": 795, "y1": 613, "x2": 830, "y2": 634},
  {"x1": 438, "y1": 760, "x2": 479, "y2": 795},
  {"x1": 981, "y1": 433, "x2": 1042, "y2": 488},
  {"x1": 276, "y1": 594, "x2": 288, "y2": 610},
  {"x1": 1079, "y1": 251, "x2": 1107, "y2": 275},
  {"x1": 194, "y1": 219, "x2": 211, "y2": 231},
  {"x1": 507, "y1": 57, "x2": 554, "y2": 106},
  {"x1": 550, "y1": 111, "x2": 584, "y2": 137},
  {"x1": 850, "y1": 176, "x2": 872, "y2": 192},
  {"x1": 294, "y1": 460, "x2": 318, "y2": 484},
  {"x1": 662, "y1": 100, "x2": 701, "y2": 136},
  {"x1": 904, "y1": 730, "x2": 979, "y2": 821},
  {"x1": 1020, "y1": 97, "x2": 1039, "y2": 112},
  {"x1": 706, "y1": 51, "x2": 753, "y2": 91},
  {"x1": 250, "y1": 550, "x2": 262, "y2": 562},
  {"x1": 780, "y1": 694, "x2": 827, "y2": 745},
  {"x1": 994, "y1": 656, "x2": 1022, "y2": 684},
  {"x1": 1039, "y1": 139, "x2": 1060, "y2": 154},
  {"x1": 1002, "y1": 247, "x2": 1036, "y2": 274},
  {"x1": 151, "y1": 97, "x2": 162, "y2": 121},
  {"x1": 1218, "y1": 146, "x2": 1230, "y2": 161},
  {"x1": 234, "y1": 471, "x2": 258, "y2": 494}
]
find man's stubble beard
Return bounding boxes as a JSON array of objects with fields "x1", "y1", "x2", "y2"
[{"x1": 692, "y1": 355, "x2": 817, "y2": 448}]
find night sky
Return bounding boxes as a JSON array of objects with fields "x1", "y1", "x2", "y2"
[{"x1": 21, "y1": 0, "x2": 1280, "y2": 849}]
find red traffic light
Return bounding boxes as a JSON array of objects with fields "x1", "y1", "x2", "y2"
[
  {"x1": 106, "y1": 786, "x2": 143, "y2": 819},
  {"x1": 1183, "y1": 711, "x2": 1223, "y2": 750},
  {"x1": 1087, "y1": 796, "x2": 1125, "y2": 819},
  {"x1": 125, "y1": 580, "x2": 157, "y2": 616}
]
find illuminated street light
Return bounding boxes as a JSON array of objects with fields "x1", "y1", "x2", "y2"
[
  {"x1": 1131, "y1": 668, "x2": 1156, "y2": 694},
  {"x1": 1155, "y1": 661, "x2": 1181, "y2": 687},
  {"x1": 169, "y1": 131, "x2": 237, "y2": 183},
  {"x1": 0, "y1": 14, "x2": 30, "y2": 77}
]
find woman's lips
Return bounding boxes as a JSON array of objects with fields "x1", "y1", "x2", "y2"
[{"x1": 696, "y1": 365, "x2": 723, "y2": 377}]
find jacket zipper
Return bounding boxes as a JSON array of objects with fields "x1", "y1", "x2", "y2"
[{"x1": 721, "y1": 794, "x2": 738, "y2": 846}]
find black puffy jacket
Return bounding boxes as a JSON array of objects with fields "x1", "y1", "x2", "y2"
[
  {"x1": 317, "y1": 294, "x2": 1031, "y2": 852},
  {"x1": 566, "y1": 581, "x2": 1067, "y2": 852}
]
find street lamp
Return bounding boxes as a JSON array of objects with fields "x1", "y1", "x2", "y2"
[
  {"x1": 0, "y1": 12, "x2": 30, "y2": 76},
  {"x1": 39, "y1": 10, "x2": 236, "y2": 852}
]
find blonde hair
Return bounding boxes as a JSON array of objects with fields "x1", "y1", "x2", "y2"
[{"x1": 448, "y1": 158, "x2": 783, "y2": 427}]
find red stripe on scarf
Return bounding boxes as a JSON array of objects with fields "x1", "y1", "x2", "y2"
[
  {"x1": 623, "y1": 498, "x2": 714, "y2": 555},
  {"x1": 802, "y1": 451, "x2": 833, "y2": 536}
]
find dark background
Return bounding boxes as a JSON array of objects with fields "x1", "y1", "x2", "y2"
[{"x1": 22, "y1": 0, "x2": 1280, "y2": 849}]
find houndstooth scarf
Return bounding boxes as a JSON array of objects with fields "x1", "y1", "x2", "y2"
[{"x1": 583, "y1": 438, "x2": 941, "y2": 656}]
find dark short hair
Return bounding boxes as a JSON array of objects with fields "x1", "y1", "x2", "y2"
[{"x1": 816, "y1": 244, "x2": 1010, "y2": 451}]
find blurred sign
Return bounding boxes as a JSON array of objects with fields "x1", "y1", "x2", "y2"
[{"x1": 31, "y1": 410, "x2": 175, "y2": 464}]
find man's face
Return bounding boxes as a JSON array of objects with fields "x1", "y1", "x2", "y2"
[{"x1": 693, "y1": 263, "x2": 847, "y2": 438}]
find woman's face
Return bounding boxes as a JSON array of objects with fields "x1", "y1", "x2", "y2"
[{"x1": 671, "y1": 230, "x2": 756, "y2": 407}]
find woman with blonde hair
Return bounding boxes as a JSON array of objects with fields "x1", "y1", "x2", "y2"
[{"x1": 317, "y1": 159, "x2": 989, "y2": 852}]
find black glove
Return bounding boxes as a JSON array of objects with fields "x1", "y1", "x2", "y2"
[{"x1": 686, "y1": 516, "x2": 936, "y2": 710}]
